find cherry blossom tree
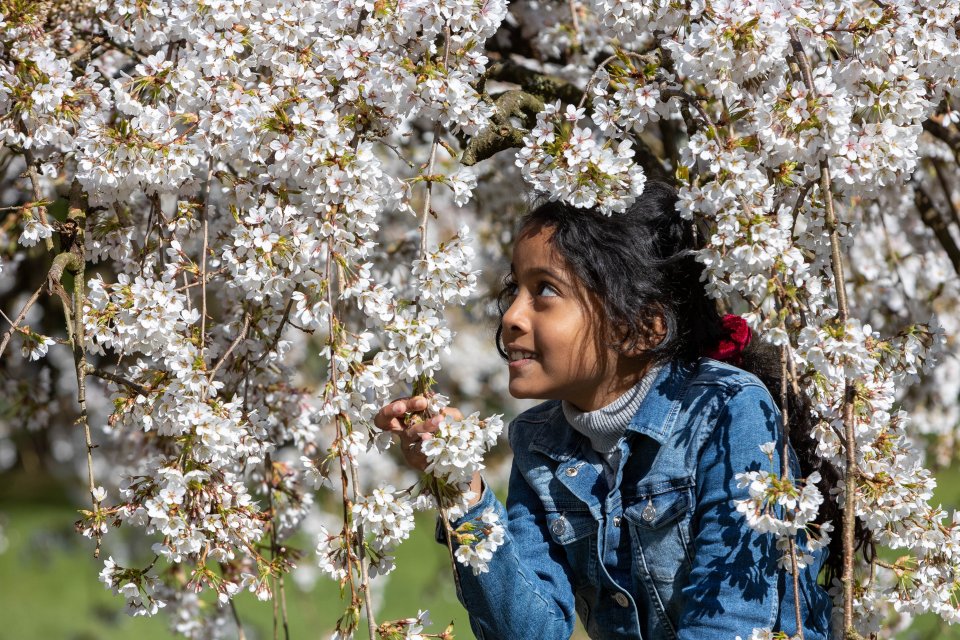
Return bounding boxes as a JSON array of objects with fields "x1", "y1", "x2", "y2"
[{"x1": 1, "y1": 0, "x2": 959, "y2": 638}]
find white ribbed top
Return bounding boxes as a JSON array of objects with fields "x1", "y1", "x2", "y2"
[{"x1": 561, "y1": 366, "x2": 661, "y2": 483}]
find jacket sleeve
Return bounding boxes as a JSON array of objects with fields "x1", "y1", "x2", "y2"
[
  {"x1": 441, "y1": 461, "x2": 577, "y2": 640},
  {"x1": 677, "y1": 382, "x2": 786, "y2": 638}
]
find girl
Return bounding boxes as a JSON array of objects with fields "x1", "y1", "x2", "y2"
[{"x1": 376, "y1": 182, "x2": 835, "y2": 640}]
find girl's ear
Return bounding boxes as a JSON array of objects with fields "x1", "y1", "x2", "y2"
[{"x1": 619, "y1": 312, "x2": 667, "y2": 357}]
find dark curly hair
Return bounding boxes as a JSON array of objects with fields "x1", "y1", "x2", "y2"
[
  {"x1": 495, "y1": 180, "x2": 867, "y2": 583},
  {"x1": 495, "y1": 181, "x2": 725, "y2": 362}
]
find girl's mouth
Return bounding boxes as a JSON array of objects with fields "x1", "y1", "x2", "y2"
[{"x1": 508, "y1": 350, "x2": 538, "y2": 366}]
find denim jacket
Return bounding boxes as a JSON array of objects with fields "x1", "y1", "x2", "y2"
[{"x1": 446, "y1": 358, "x2": 832, "y2": 640}]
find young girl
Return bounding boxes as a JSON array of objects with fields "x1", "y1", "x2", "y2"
[{"x1": 376, "y1": 181, "x2": 834, "y2": 640}]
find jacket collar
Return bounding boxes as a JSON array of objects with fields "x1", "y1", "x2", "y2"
[
  {"x1": 527, "y1": 359, "x2": 697, "y2": 461},
  {"x1": 625, "y1": 358, "x2": 697, "y2": 444}
]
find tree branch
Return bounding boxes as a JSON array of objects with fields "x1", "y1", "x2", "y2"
[
  {"x1": 461, "y1": 90, "x2": 542, "y2": 166},
  {"x1": 914, "y1": 183, "x2": 960, "y2": 275},
  {"x1": 86, "y1": 366, "x2": 151, "y2": 397},
  {"x1": 0, "y1": 283, "x2": 45, "y2": 359},
  {"x1": 923, "y1": 118, "x2": 960, "y2": 163},
  {"x1": 483, "y1": 61, "x2": 583, "y2": 104},
  {"x1": 209, "y1": 314, "x2": 251, "y2": 380}
]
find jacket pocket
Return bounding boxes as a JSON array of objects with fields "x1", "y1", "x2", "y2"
[
  {"x1": 543, "y1": 506, "x2": 597, "y2": 591},
  {"x1": 544, "y1": 506, "x2": 595, "y2": 545},
  {"x1": 624, "y1": 480, "x2": 692, "y2": 532},
  {"x1": 623, "y1": 478, "x2": 694, "y2": 583}
]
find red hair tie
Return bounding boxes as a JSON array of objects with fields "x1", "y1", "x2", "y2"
[{"x1": 704, "y1": 314, "x2": 752, "y2": 366}]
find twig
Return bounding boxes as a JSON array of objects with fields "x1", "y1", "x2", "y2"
[
  {"x1": 0, "y1": 200, "x2": 49, "y2": 213},
  {"x1": 265, "y1": 454, "x2": 289, "y2": 640},
  {"x1": 788, "y1": 538, "x2": 805, "y2": 640},
  {"x1": 779, "y1": 345, "x2": 791, "y2": 479},
  {"x1": 173, "y1": 267, "x2": 227, "y2": 292},
  {"x1": 325, "y1": 231, "x2": 377, "y2": 639},
  {"x1": 278, "y1": 572, "x2": 290, "y2": 640},
  {"x1": 86, "y1": 366, "x2": 151, "y2": 397},
  {"x1": 787, "y1": 180, "x2": 816, "y2": 238},
  {"x1": 660, "y1": 87, "x2": 717, "y2": 133},
  {"x1": 420, "y1": 124, "x2": 443, "y2": 257},
  {"x1": 0, "y1": 283, "x2": 44, "y2": 359},
  {"x1": 199, "y1": 156, "x2": 214, "y2": 353},
  {"x1": 249, "y1": 295, "x2": 295, "y2": 368},
  {"x1": 59, "y1": 180, "x2": 101, "y2": 557},
  {"x1": 22, "y1": 148, "x2": 54, "y2": 252},
  {"x1": 208, "y1": 314, "x2": 251, "y2": 380},
  {"x1": 201, "y1": 217, "x2": 209, "y2": 351},
  {"x1": 350, "y1": 462, "x2": 377, "y2": 639},
  {"x1": 780, "y1": 344, "x2": 805, "y2": 640}
]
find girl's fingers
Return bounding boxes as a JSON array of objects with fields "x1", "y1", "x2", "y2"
[
  {"x1": 373, "y1": 396, "x2": 430, "y2": 431},
  {"x1": 372, "y1": 396, "x2": 462, "y2": 449},
  {"x1": 404, "y1": 414, "x2": 442, "y2": 436}
]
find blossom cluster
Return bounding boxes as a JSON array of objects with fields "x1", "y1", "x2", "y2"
[
  {"x1": 451, "y1": 507, "x2": 506, "y2": 576},
  {"x1": 517, "y1": 101, "x2": 647, "y2": 214},
  {"x1": 2, "y1": 0, "x2": 508, "y2": 634},
  {"x1": 735, "y1": 443, "x2": 830, "y2": 572},
  {"x1": 421, "y1": 411, "x2": 503, "y2": 485}
]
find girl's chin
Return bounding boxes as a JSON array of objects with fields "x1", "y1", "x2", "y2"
[
  {"x1": 507, "y1": 380, "x2": 535, "y2": 400},
  {"x1": 507, "y1": 378, "x2": 550, "y2": 401}
]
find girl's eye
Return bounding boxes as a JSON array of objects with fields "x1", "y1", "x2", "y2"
[{"x1": 537, "y1": 282, "x2": 559, "y2": 297}]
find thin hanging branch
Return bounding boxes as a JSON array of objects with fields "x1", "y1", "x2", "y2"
[
  {"x1": 50, "y1": 180, "x2": 103, "y2": 557},
  {"x1": 0, "y1": 283, "x2": 45, "y2": 359},
  {"x1": 229, "y1": 600, "x2": 248, "y2": 640},
  {"x1": 789, "y1": 29, "x2": 862, "y2": 640},
  {"x1": 208, "y1": 313, "x2": 251, "y2": 381},
  {"x1": 22, "y1": 148, "x2": 54, "y2": 252},
  {"x1": 780, "y1": 343, "x2": 805, "y2": 640},
  {"x1": 265, "y1": 454, "x2": 291, "y2": 640},
  {"x1": 325, "y1": 230, "x2": 378, "y2": 640}
]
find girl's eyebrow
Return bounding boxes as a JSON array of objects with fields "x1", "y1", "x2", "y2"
[{"x1": 514, "y1": 265, "x2": 568, "y2": 283}]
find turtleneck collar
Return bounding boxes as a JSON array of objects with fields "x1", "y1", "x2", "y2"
[{"x1": 561, "y1": 365, "x2": 662, "y2": 455}]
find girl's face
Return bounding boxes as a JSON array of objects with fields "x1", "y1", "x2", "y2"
[{"x1": 501, "y1": 224, "x2": 651, "y2": 412}]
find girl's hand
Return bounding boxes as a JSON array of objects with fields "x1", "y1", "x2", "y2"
[
  {"x1": 374, "y1": 397, "x2": 483, "y2": 506},
  {"x1": 373, "y1": 396, "x2": 463, "y2": 472}
]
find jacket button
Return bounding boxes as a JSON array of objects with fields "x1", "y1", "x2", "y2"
[
  {"x1": 613, "y1": 516, "x2": 622, "y2": 527},
  {"x1": 565, "y1": 466, "x2": 578, "y2": 477},
  {"x1": 613, "y1": 592, "x2": 630, "y2": 608},
  {"x1": 551, "y1": 517, "x2": 567, "y2": 536},
  {"x1": 641, "y1": 500, "x2": 657, "y2": 522}
]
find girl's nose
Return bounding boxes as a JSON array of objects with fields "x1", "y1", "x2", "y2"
[{"x1": 502, "y1": 293, "x2": 528, "y2": 335}]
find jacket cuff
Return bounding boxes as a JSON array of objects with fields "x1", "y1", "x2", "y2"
[{"x1": 434, "y1": 478, "x2": 498, "y2": 545}]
